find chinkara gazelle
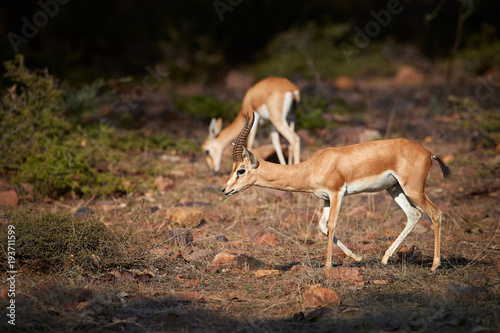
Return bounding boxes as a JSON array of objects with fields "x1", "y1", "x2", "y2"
[
  {"x1": 222, "y1": 113, "x2": 451, "y2": 272},
  {"x1": 202, "y1": 76, "x2": 301, "y2": 172}
]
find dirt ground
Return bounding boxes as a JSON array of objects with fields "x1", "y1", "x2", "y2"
[{"x1": 1, "y1": 76, "x2": 499, "y2": 332}]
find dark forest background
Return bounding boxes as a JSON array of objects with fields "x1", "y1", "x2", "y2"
[{"x1": 1, "y1": 0, "x2": 500, "y2": 85}]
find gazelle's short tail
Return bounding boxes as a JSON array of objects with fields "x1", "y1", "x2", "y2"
[{"x1": 432, "y1": 156, "x2": 452, "y2": 179}]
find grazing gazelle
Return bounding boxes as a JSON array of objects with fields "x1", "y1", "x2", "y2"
[
  {"x1": 222, "y1": 113, "x2": 451, "y2": 272},
  {"x1": 202, "y1": 76, "x2": 301, "y2": 172}
]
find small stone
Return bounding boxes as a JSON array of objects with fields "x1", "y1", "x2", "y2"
[
  {"x1": 169, "y1": 230, "x2": 193, "y2": 245},
  {"x1": 254, "y1": 233, "x2": 279, "y2": 247},
  {"x1": 303, "y1": 285, "x2": 341, "y2": 308},
  {"x1": 215, "y1": 235, "x2": 229, "y2": 242},
  {"x1": 0, "y1": 190, "x2": 18, "y2": 207},
  {"x1": 212, "y1": 253, "x2": 239, "y2": 267},
  {"x1": 397, "y1": 245, "x2": 415, "y2": 259},
  {"x1": 74, "y1": 207, "x2": 94, "y2": 220}
]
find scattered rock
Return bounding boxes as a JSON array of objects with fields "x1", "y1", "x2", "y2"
[
  {"x1": 254, "y1": 233, "x2": 279, "y2": 247},
  {"x1": 397, "y1": 245, "x2": 415, "y2": 259},
  {"x1": 303, "y1": 285, "x2": 341, "y2": 308},
  {"x1": 323, "y1": 267, "x2": 365, "y2": 282},
  {"x1": 255, "y1": 270, "x2": 281, "y2": 278},
  {"x1": 0, "y1": 190, "x2": 18, "y2": 207},
  {"x1": 394, "y1": 65, "x2": 424, "y2": 87},
  {"x1": 334, "y1": 75, "x2": 357, "y2": 91},
  {"x1": 215, "y1": 235, "x2": 229, "y2": 242},
  {"x1": 1, "y1": 288, "x2": 8, "y2": 300},
  {"x1": 232, "y1": 254, "x2": 266, "y2": 271},
  {"x1": 212, "y1": 253, "x2": 239, "y2": 267},
  {"x1": 169, "y1": 230, "x2": 194, "y2": 245},
  {"x1": 74, "y1": 207, "x2": 94, "y2": 220},
  {"x1": 154, "y1": 176, "x2": 175, "y2": 191},
  {"x1": 442, "y1": 284, "x2": 489, "y2": 302}
]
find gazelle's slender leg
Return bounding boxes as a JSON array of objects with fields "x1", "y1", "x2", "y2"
[
  {"x1": 382, "y1": 184, "x2": 422, "y2": 266},
  {"x1": 325, "y1": 191, "x2": 362, "y2": 268},
  {"x1": 405, "y1": 192, "x2": 443, "y2": 272},
  {"x1": 270, "y1": 129, "x2": 287, "y2": 165},
  {"x1": 246, "y1": 113, "x2": 260, "y2": 150}
]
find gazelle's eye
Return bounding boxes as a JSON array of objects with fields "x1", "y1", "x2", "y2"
[
  {"x1": 205, "y1": 150, "x2": 210, "y2": 155},
  {"x1": 237, "y1": 169, "x2": 246, "y2": 176}
]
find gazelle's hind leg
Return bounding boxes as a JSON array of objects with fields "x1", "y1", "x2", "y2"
[
  {"x1": 270, "y1": 129, "x2": 287, "y2": 165},
  {"x1": 404, "y1": 191, "x2": 443, "y2": 272},
  {"x1": 382, "y1": 184, "x2": 423, "y2": 266}
]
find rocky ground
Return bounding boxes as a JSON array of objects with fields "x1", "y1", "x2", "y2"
[{"x1": 0, "y1": 70, "x2": 499, "y2": 332}]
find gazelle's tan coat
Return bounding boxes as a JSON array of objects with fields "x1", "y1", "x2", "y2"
[
  {"x1": 222, "y1": 113, "x2": 451, "y2": 272},
  {"x1": 202, "y1": 77, "x2": 300, "y2": 172}
]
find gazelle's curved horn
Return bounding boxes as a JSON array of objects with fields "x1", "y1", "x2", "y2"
[{"x1": 232, "y1": 112, "x2": 254, "y2": 162}]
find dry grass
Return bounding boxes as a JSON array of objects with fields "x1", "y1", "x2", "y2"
[{"x1": 1, "y1": 86, "x2": 499, "y2": 332}]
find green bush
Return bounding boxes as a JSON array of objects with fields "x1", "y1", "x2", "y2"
[
  {"x1": 0, "y1": 209, "x2": 131, "y2": 270},
  {"x1": 0, "y1": 55, "x2": 189, "y2": 198}
]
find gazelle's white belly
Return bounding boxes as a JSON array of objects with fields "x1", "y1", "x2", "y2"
[{"x1": 345, "y1": 171, "x2": 398, "y2": 196}]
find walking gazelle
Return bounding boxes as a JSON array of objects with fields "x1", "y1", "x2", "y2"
[{"x1": 222, "y1": 113, "x2": 451, "y2": 272}]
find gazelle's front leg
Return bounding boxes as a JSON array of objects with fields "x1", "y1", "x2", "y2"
[{"x1": 324, "y1": 192, "x2": 362, "y2": 268}]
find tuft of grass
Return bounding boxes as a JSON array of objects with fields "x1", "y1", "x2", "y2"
[{"x1": 0, "y1": 208, "x2": 132, "y2": 271}]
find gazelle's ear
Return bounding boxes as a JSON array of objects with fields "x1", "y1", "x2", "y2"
[
  {"x1": 209, "y1": 118, "x2": 222, "y2": 138},
  {"x1": 242, "y1": 146, "x2": 259, "y2": 169}
]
